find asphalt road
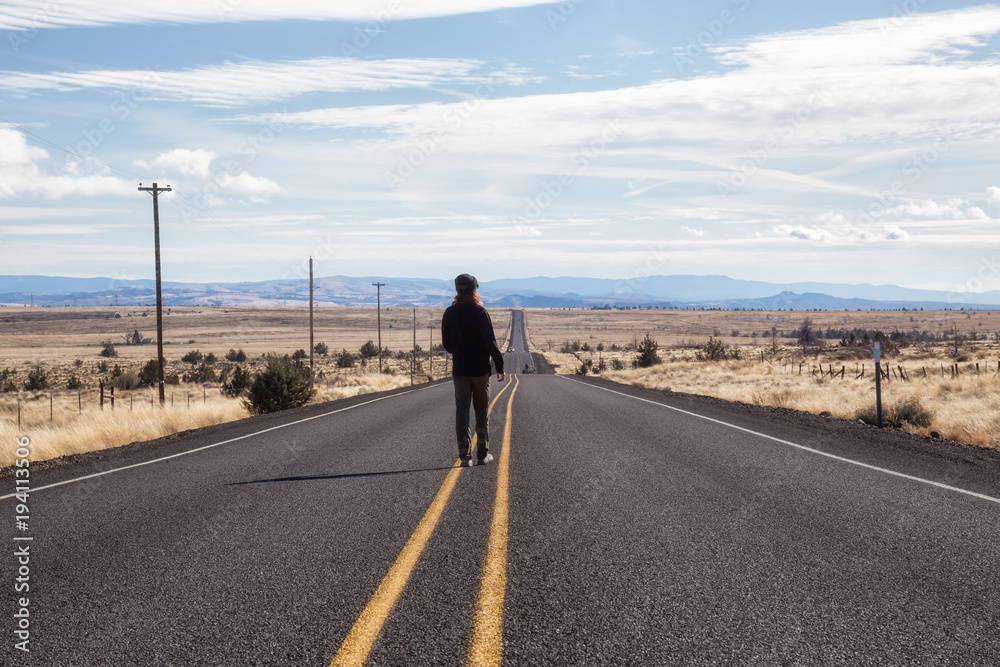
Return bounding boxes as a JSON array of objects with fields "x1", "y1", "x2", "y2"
[{"x1": 3, "y1": 309, "x2": 1000, "y2": 665}]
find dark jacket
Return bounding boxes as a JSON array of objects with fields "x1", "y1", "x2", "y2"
[{"x1": 441, "y1": 302, "x2": 505, "y2": 377}]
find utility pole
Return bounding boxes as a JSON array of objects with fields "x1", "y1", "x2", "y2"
[
  {"x1": 139, "y1": 182, "x2": 172, "y2": 406},
  {"x1": 429, "y1": 324, "x2": 434, "y2": 378},
  {"x1": 372, "y1": 282, "x2": 385, "y2": 373},
  {"x1": 309, "y1": 257, "x2": 314, "y2": 389},
  {"x1": 411, "y1": 308, "x2": 416, "y2": 386}
]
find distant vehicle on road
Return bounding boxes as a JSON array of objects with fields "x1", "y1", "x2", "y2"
[{"x1": 507, "y1": 346, "x2": 514, "y2": 352}]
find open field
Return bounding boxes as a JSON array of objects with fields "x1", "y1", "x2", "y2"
[
  {"x1": 524, "y1": 308, "x2": 1000, "y2": 451},
  {"x1": 1, "y1": 306, "x2": 515, "y2": 467}
]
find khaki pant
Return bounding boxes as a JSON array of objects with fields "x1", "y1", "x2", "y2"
[{"x1": 453, "y1": 374, "x2": 491, "y2": 459}]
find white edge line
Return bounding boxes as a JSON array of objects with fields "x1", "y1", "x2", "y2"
[
  {"x1": 1, "y1": 382, "x2": 448, "y2": 501},
  {"x1": 559, "y1": 376, "x2": 1000, "y2": 507}
]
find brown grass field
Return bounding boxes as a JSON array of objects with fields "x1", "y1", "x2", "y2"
[
  {"x1": 3, "y1": 304, "x2": 999, "y2": 467},
  {"x1": 1, "y1": 305, "x2": 515, "y2": 467},
  {"x1": 523, "y1": 308, "x2": 1000, "y2": 451}
]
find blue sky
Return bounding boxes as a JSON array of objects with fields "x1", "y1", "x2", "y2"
[{"x1": 1, "y1": 0, "x2": 999, "y2": 296}]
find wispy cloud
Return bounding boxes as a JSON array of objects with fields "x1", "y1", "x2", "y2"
[
  {"x1": 0, "y1": 0, "x2": 554, "y2": 30},
  {"x1": 0, "y1": 58, "x2": 530, "y2": 107},
  {"x1": 234, "y1": 5, "x2": 1000, "y2": 190}
]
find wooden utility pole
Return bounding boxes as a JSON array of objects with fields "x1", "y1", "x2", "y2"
[
  {"x1": 309, "y1": 257, "x2": 314, "y2": 389},
  {"x1": 429, "y1": 324, "x2": 433, "y2": 378},
  {"x1": 139, "y1": 182, "x2": 172, "y2": 406},
  {"x1": 372, "y1": 282, "x2": 385, "y2": 372},
  {"x1": 411, "y1": 308, "x2": 416, "y2": 386}
]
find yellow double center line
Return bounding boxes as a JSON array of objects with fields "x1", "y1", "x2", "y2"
[
  {"x1": 330, "y1": 376, "x2": 518, "y2": 667},
  {"x1": 468, "y1": 374, "x2": 519, "y2": 666}
]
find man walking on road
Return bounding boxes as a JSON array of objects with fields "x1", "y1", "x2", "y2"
[{"x1": 441, "y1": 274, "x2": 506, "y2": 467}]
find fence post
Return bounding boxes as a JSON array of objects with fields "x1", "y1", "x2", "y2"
[
  {"x1": 100, "y1": 381, "x2": 104, "y2": 410},
  {"x1": 50, "y1": 391, "x2": 53, "y2": 422},
  {"x1": 78, "y1": 388, "x2": 82, "y2": 415},
  {"x1": 874, "y1": 342, "x2": 883, "y2": 428},
  {"x1": 18, "y1": 399, "x2": 21, "y2": 429}
]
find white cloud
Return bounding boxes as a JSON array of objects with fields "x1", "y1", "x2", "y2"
[
  {"x1": 882, "y1": 225, "x2": 909, "y2": 241},
  {"x1": 681, "y1": 226, "x2": 706, "y2": 237},
  {"x1": 0, "y1": 129, "x2": 129, "y2": 199},
  {"x1": 775, "y1": 224, "x2": 836, "y2": 243},
  {"x1": 887, "y1": 198, "x2": 986, "y2": 220},
  {"x1": 217, "y1": 172, "x2": 285, "y2": 195},
  {"x1": 988, "y1": 186, "x2": 1000, "y2": 204},
  {"x1": 235, "y1": 5, "x2": 1000, "y2": 181},
  {"x1": 0, "y1": 58, "x2": 529, "y2": 107},
  {"x1": 0, "y1": 0, "x2": 552, "y2": 30},
  {"x1": 135, "y1": 149, "x2": 215, "y2": 177}
]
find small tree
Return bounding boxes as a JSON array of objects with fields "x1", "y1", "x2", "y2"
[
  {"x1": 24, "y1": 368, "x2": 49, "y2": 391},
  {"x1": 226, "y1": 348, "x2": 248, "y2": 363},
  {"x1": 222, "y1": 365, "x2": 252, "y2": 397},
  {"x1": 138, "y1": 359, "x2": 161, "y2": 387},
  {"x1": 314, "y1": 342, "x2": 329, "y2": 356},
  {"x1": 243, "y1": 354, "x2": 314, "y2": 415},
  {"x1": 633, "y1": 333, "x2": 662, "y2": 368},
  {"x1": 182, "y1": 350, "x2": 203, "y2": 365},
  {"x1": 797, "y1": 318, "x2": 815, "y2": 350},
  {"x1": 359, "y1": 340, "x2": 378, "y2": 360},
  {"x1": 336, "y1": 349, "x2": 356, "y2": 368},
  {"x1": 183, "y1": 361, "x2": 217, "y2": 384},
  {"x1": 292, "y1": 348, "x2": 308, "y2": 361},
  {"x1": 67, "y1": 375, "x2": 83, "y2": 390},
  {"x1": 100, "y1": 341, "x2": 118, "y2": 358},
  {"x1": 204, "y1": 352, "x2": 218, "y2": 365},
  {"x1": 611, "y1": 358, "x2": 625, "y2": 371}
]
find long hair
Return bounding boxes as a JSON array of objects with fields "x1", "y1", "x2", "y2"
[{"x1": 452, "y1": 289, "x2": 482, "y2": 306}]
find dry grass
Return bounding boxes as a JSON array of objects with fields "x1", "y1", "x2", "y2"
[
  {"x1": 548, "y1": 346, "x2": 1000, "y2": 450},
  {"x1": 0, "y1": 392, "x2": 249, "y2": 468},
  {"x1": 0, "y1": 306, "x2": 477, "y2": 467},
  {"x1": 526, "y1": 308, "x2": 1000, "y2": 450}
]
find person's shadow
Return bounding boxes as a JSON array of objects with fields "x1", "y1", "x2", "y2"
[{"x1": 228, "y1": 465, "x2": 457, "y2": 486}]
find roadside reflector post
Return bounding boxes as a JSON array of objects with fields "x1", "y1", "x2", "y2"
[{"x1": 874, "y1": 341, "x2": 883, "y2": 429}]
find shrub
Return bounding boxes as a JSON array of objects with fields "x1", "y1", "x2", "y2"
[
  {"x1": 96, "y1": 360, "x2": 108, "y2": 373},
  {"x1": 576, "y1": 361, "x2": 589, "y2": 376},
  {"x1": 139, "y1": 359, "x2": 158, "y2": 387},
  {"x1": 855, "y1": 397, "x2": 934, "y2": 429},
  {"x1": 226, "y1": 348, "x2": 248, "y2": 363},
  {"x1": 74, "y1": 359, "x2": 83, "y2": 368},
  {"x1": 359, "y1": 340, "x2": 378, "y2": 359},
  {"x1": 182, "y1": 350, "x2": 203, "y2": 365},
  {"x1": 1, "y1": 368, "x2": 17, "y2": 393},
  {"x1": 336, "y1": 349, "x2": 355, "y2": 368},
  {"x1": 100, "y1": 341, "x2": 118, "y2": 358},
  {"x1": 314, "y1": 342, "x2": 329, "y2": 356},
  {"x1": 67, "y1": 375, "x2": 83, "y2": 390},
  {"x1": 222, "y1": 365, "x2": 252, "y2": 397},
  {"x1": 611, "y1": 358, "x2": 625, "y2": 371},
  {"x1": 243, "y1": 354, "x2": 314, "y2": 415},
  {"x1": 695, "y1": 337, "x2": 742, "y2": 362},
  {"x1": 633, "y1": 333, "x2": 662, "y2": 368},
  {"x1": 204, "y1": 352, "x2": 217, "y2": 365},
  {"x1": 110, "y1": 371, "x2": 141, "y2": 391},
  {"x1": 292, "y1": 349, "x2": 308, "y2": 362},
  {"x1": 183, "y1": 361, "x2": 217, "y2": 384},
  {"x1": 24, "y1": 368, "x2": 49, "y2": 391}
]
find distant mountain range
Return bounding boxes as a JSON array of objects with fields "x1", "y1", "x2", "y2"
[{"x1": 1, "y1": 274, "x2": 998, "y2": 310}]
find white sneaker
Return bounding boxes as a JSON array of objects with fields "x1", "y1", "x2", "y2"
[
  {"x1": 461, "y1": 457, "x2": 475, "y2": 467},
  {"x1": 476, "y1": 453, "x2": 494, "y2": 465}
]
